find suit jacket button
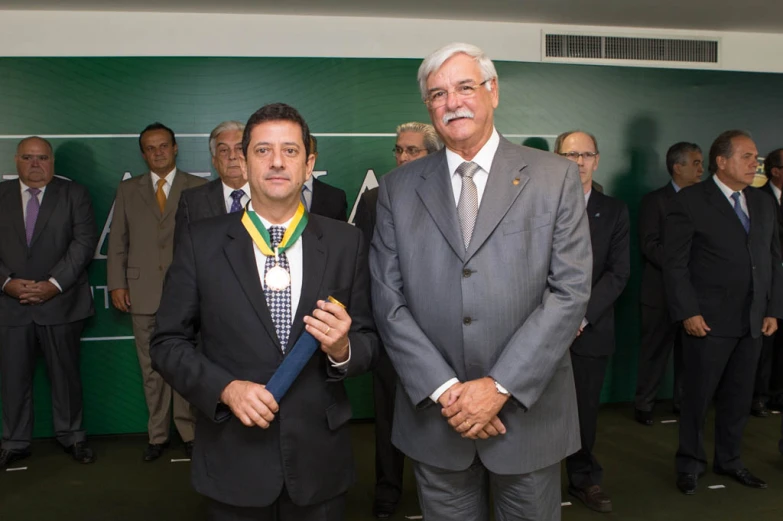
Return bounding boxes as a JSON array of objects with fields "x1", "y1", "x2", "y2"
[
  {"x1": 463, "y1": 317, "x2": 472, "y2": 325},
  {"x1": 463, "y1": 269, "x2": 472, "y2": 278}
]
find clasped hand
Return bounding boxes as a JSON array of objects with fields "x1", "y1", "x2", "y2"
[
  {"x1": 440, "y1": 378, "x2": 508, "y2": 440},
  {"x1": 5, "y1": 279, "x2": 59, "y2": 305}
]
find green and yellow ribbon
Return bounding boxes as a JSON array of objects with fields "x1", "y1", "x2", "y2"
[{"x1": 241, "y1": 202, "x2": 309, "y2": 256}]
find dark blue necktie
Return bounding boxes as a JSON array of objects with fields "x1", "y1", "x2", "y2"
[
  {"x1": 731, "y1": 192, "x2": 750, "y2": 234},
  {"x1": 229, "y1": 189, "x2": 245, "y2": 213}
]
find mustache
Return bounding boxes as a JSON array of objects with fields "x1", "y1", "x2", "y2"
[{"x1": 442, "y1": 108, "x2": 475, "y2": 125}]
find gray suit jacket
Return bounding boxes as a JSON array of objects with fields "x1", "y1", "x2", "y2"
[{"x1": 370, "y1": 136, "x2": 592, "y2": 474}]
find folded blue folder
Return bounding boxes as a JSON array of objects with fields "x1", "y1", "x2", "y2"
[{"x1": 265, "y1": 331, "x2": 319, "y2": 402}]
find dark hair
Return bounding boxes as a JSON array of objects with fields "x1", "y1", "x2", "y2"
[
  {"x1": 764, "y1": 148, "x2": 783, "y2": 177},
  {"x1": 309, "y1": 135, "x2": 318, "y2": 154},
  {"x1": 139, "y1": 122, "x2": 176, "y2": 152},
  {"x1": 665, "y1": 142, "x2": 702, "y2": 176},
  {"x1": 242, "y1": 103, "x2": 311, "y2": 157},
  {"x1": 554, "y1": 130, "x2": 599, "y2": 154},
  {"x1": 708, "y1": 130, "x2": 751, "y2": 174}
]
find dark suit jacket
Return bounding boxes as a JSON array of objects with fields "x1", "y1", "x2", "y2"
[
  {"x1": 664, "y1": 178, "x2": 783, "y2": 338},
  {"x1": 354, "y1": 187, "x2": 378, "y2": 242},
  {"x1": 311, "y1": 178, "x2": 347, "y2": 221},
  {"x1": 639, "y1": 182, "x2": 677, "y2": 309},
  {"x1": 0, "y1": 178, "x2": 97, "y2": 326},
  {"x1": 570, "y1": 190, "x2": 631, "y2": 357},
  {"x1": 761, "y1": 182, "x2": 783, "y2": 249},
  {"x1": 150, "y1": 213, "x2": 378, "y2": 508},
  {"x1": 176, "y1": 178, "x2": 227, "y2": 231}
]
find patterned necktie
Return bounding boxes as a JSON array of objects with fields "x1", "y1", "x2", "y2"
[
  {"x1": 229, "y1": 189, "x2": 245, "y2": 213},
  {"x1": 263, "y1": 226, "x2": 292, "y2": 351},
  {"x1": 155, "y1": 178, "x2": 167, "y2": 213},
  {"x1": 456, "y1": 161, "x2": 481, "y2": 249},
  {"x1": 731, "y1": 192, "x2": 750, "y2": 234},
  {"x1": 25, "y1": 187, "x2": 41, "y2": 245}
]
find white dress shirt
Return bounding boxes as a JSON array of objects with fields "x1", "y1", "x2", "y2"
[
  {"x1": 248, "y1": 202, "x2": 348, "y2": 367},
  {"x1": 222, "y1": 182, "x2": 250, "y2": 213},
  {"x1": 713, "y1": 174, "x2": 748, "y2": 216},
  {"x1": 151, "y1": 167, "x2": 177, "y2": 197}
]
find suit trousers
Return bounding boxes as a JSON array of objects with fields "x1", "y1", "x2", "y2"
[
  {"x1": 676, "y1": 332, "x2": 761, "y2": 473},
  {"x1": 0, "y1": 320, "x2": 87, "y2": 450},
  {"x1": 208, "y1": 489, "x2": 345, "y2": 521},
  {"x1": 131, "y1": 313, "x2": 195, "y2": 444},
  {"x1": 565, "y1": 353, "x2": 609, "y2": 489},
  {"x1": 635, "y1": 304, "x2": 683, "y2": 412},
  {"x1": 372, "y1": 346, "x2": 405, "y2": 505},
  {"x1": 413, "y1": 456, "x2": 561, "y2": 521},
  {"x1": 753, "y1": 325, "x2": 783, "y2": 404}
]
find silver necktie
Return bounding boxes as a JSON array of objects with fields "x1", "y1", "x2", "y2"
[{"x1": 456, "y1": 161, "x2": 481, "y2": 249}]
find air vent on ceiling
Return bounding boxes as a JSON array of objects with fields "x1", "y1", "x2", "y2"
[{"x1": 544, "y1": 34, "x2": 719, "y2": 64}]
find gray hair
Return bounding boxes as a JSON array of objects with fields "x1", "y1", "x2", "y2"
[
  {"x1": 396, "y1": 122, "x2": 443, "y2": 154},
  {"x1": 417, "y1": 42, "x2": 498, "y2": 102},
  {"x1": 209, "y1": 120, "x2": 245, "y2": 157},
  {"x1": 665, "y1": 142, "x2": 702, "y2": 176}
]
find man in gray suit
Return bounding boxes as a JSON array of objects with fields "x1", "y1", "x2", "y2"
[{"x1": 370, "y1": 42, "x2": 592, "y2": 521}]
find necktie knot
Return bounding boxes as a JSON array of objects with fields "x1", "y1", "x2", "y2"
[
  {"x1": 456, "y1": 161, "x2": 480, "y2": 179},
  {"x1": 268, "y1": 226, "x2": 286, "y2": 247},
  {"x1": 230, "y1": 189, "x2": 244, "y2": 202},
  {"x1": 28, "y1": 187, "x2": 41, "y2": 197},
  {"x1": 731, "y1": 191, "x2": 741, "y2": 203},
  {"x1": 156, "y1": 178, "x2": 166, "y2": 191}
]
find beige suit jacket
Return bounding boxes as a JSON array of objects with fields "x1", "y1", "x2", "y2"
[{"x1": 107, "y1": 169, "x2": 208, "y2": 315}]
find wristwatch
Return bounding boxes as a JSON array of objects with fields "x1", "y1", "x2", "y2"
[{"x1": 493, "y1": 379, "x2": 510, "y2": 396}]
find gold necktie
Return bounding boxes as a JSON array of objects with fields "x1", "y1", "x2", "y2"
[{"x1": 155, "y1": 178, "x2": 167, "y2": 213}]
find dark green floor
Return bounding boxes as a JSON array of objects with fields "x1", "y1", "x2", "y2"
[{"x1": 1, "y1": 403, "x2": 782, "y2": 520}]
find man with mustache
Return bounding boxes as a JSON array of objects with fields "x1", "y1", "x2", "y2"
[
  {"x1": 370, "y1": 43, "x2": 592, "y2": 520},
  {"x1": 107, "y1": 122, "x2": 206, "y2": 461},
  {"x1": 665, "y1": 130, "x2": 783, "y2": 494},
  {"x1": 0, "y1": 136, "x2": 98, "y2": 468}
]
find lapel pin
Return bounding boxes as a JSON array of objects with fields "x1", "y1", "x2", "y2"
[
  {"x1": 512, "y1": 178, "x2": 520, "y2": 186},
  {"x1": 595, "y1": 212, "x2": 600, "y2": 217}
]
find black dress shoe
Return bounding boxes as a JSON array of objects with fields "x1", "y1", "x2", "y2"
[
  {"x1": 143, "y1": 442, "x2": 169, "y2": 462},
  {"x1": 64, "y1": 441, "x2": 96, "y2": 464},
  {"x1": 372, "y1": 501, "x2": 397, "y2": 519},
  {"x1": 184, "y1": 441, "x2": 194, "y2": 459},
  {"x1": 0, "y1": 448, "x2": 31, "y2": 469},
  {"x1": 751, "y1": 401, "x2": 769, "y2": 418},
  {"x1": 676, "y1": 473, "x2": 698, "y2": 494},
  {"x1": 568, "y1": 485, "x2": 612, "y2": 513},
  {"x1": 634, "y1": 408, "x2": 654, "y2": 426},
  {"x1": 714, "y1": 467, "x2": 767, "y2": 489}
]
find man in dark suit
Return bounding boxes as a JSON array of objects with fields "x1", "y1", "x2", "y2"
[
  {"x1": 176, "y1": 120, "x2": 249, "y2": 233},
  {"x1": 354, "y1": 121, "x2": 441, "y2": 519},
  {"x1": 150, "y1": 103, "x2": 378, "y2": 520},
  {"x1": 107, "y1": 122, "x2": 207, "y2": 461},
  {"x1": 556, "y1": 131, "x2": 630, "y2": 513},
  {"x1": 751, "y1": 148, "x2": 783, "y2": 416},
  {"x1": 634, "y1": 142, "x2": 703, "y2": 425},
  {"x1": 0, "y1": 137, "x2": 97, "y2": 468},
  {"x1": 301, "y1": 136, "x2": 347, "y2": 221},
  {"x1": 665, "y1": 130, "x2": 783, "y2": 494}
]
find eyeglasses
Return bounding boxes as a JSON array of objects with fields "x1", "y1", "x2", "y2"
[
  {"x1": 559, "y1": 152, "x2": 598, "y2": 161},
  {"x1": 425, "y1": 80, "x2": 490, "y2": 108},
  {"x1": 216, "y1": 144, "x2": 244, "y2": 158},
  {"x1": 18, "y1": 154, "x2": 50, "y2": 162},
  {"x1": 393, "y1": 146, "x2": 426, "y2": 157}
]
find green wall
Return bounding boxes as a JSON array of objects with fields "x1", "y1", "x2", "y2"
[{"x1": 1, "y1": 57, "x2": 782, "y2": 437}]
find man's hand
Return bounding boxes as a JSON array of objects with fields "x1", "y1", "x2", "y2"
[
  {"x1": 442, "y1": 377, "x2": 509, "y2": 439},
  {"x1": 18, "y1": 281, "x2": 59, "y2": 305},
  {"x1": 3, "y1": 279, "x2": 35, "y2": 300},
  {"x1": 683, "y1": 315, "x2": 711, "y2": 337},
  {"x1": 110, "y1": 288, "x2": 132, "y2": 313},
  {"x1": 304, "y1": 299, "x2": 351, "y2": 363},
  {"x1": 437, "y1": 381, "x2": 505, "y2": 439},
  {"x1": 220, "y1": 380, "x2": 279, "y2": 428},
  {"x1": 762, "y1": 317, "x2": 778, "y2": 337}
]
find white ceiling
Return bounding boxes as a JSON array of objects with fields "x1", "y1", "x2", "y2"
[{"x1": 1, "y1": 0, "x2": 782, "y2": 33}]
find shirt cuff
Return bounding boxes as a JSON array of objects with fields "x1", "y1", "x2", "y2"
[
  {"x1": 1, "y1": 277, "x2": 10, "y2": 292},
  {"x1": 430, "y1": 378, "x2": 460, "y2": 403},
  {"x1": 327, "y1": 342, "x2": 351, "y2": 368},
  {"x1": 581, "y1": 317, "x2": 589, "y2": 329},
  {"x1": 49, "y1": 278, "x2": 63, "y2": 293}
]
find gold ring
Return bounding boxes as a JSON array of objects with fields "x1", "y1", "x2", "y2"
[{"x1": 325, "y1": 327, "x2": 331, "y2": 335}]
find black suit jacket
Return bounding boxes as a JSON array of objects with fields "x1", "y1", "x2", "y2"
[
  {"x1": 175, "y1": 178, "x2": 227, "y2": 230},
  {"x1": 0, "y1": 178, "x2": 97, "y2": 326},
  {"x1": 664, "y1": 178, "x2": 783, "y2": 338},
  {"x1": 761, "y1": 182, "x2": 783, "y2": 250},
  {"x1": 150, "y1": 212, "x2": 377, "y2": 508},
  {"x1": 354, "y1": 187, "x2": 378, "y2": 241},
  {"x1": 570, "y1": 190, "x2": 631, "y2": 357},
  {"x1": 639, "y1": 182, "x2": 678, "y2": 309},
  {"x1": 311, "y1": 178, "x2": 347, "y2": 221}
]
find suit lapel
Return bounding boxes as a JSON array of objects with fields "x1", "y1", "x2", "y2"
[
  {"x1": 162, "y1": 169, "x2": 187, "y2": 221},
  {"x1": 465, "y1": 138, "x2": 529, "y2": 260},
  {"x1": 416, "y1": 151, "x2": 465, "y2": 260},
  {"x1": 136, "y1": 173, "x2": 161, "y2": 218},
  {"x1": 208, "y1": 179, "x2": 227, "y2": 216},
  {"x1": 289, "y1": 220, "x2": 326, "y2": 351},
  {"x1": 30, "y1": 178, "x2": 60, "y2": 247},
  {"x1": 223, "y1": 217, "x2": 280, "y2": 349},
  {"x1": 745, "y1": 187, "x2": 762, "y2": 242},
  {"x1": 586, "y1": 190, "x2": 602, "y2": 239},
  {"x1": 704, "y1": 177, "x2": 746, "y2": 234},
  {"x1": 5, "y1": 181, "x2": 27, "y2": 246}
]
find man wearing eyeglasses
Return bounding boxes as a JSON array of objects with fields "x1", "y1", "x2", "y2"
[
  {"x1": 0, "y1": 137, "x2": 98, "y2": 468},
  {"x1": 354, "y1": 121, "x2": 440, "y2": 519},
  {"x1": 370, "y1": 43, "x2": 592, "y2": 521},
  {"x1": 555, "y1": 131, "x2": 630, "y2": 513}
]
